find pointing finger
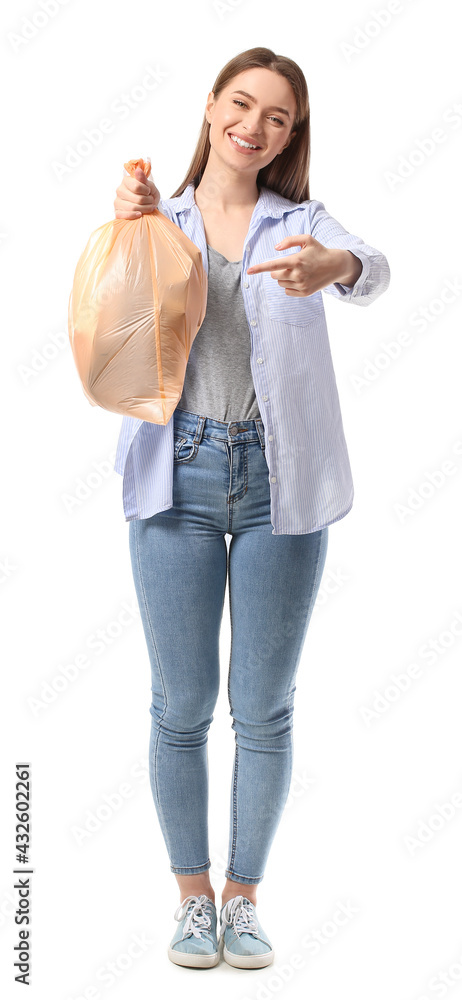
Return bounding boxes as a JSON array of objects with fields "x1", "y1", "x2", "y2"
[{"x1": 247, "y1": 252, "x2": 299, "y2": 275}]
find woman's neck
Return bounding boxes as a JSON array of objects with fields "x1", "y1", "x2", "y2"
[{"x1": 194, "y1": 157, "x2": 260, "y2": 213}]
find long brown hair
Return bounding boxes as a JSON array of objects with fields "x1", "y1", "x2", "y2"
[{"x1": 169, "y1": 47, "x2": 310, "y2": 204}]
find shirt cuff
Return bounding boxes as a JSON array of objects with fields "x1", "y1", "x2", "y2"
[{"x1": 331, "y1": 249, "x2": 371, "y2": 299}]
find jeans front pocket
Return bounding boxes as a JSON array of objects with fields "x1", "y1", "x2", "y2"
[{"x1": 173, "y1": 430, "x2": 199, "y2": 464}]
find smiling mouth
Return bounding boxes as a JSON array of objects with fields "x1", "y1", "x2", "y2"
[{"x1": 228, "y1": 132, "x2": 262, "y2": 150}]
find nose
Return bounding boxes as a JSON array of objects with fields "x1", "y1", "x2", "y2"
[{"x1": 242, "y1": 115, "x2": 264, "y2": 137}]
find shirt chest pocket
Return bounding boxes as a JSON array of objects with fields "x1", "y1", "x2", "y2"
[{"x1": 263, "y1": 270, "x2": 314, "y2": 328}]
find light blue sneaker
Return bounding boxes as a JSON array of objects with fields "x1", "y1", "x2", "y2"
[
  {"x1": 219, "y1": 895, "x2": 274, "y2": 968},
  {"x1": 168, "y1": 894, "x2": 220, "y2": 968}
]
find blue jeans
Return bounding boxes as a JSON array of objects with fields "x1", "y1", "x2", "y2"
[{"x1": 128, "y1": 407, "x2": 328, "y2": 885}]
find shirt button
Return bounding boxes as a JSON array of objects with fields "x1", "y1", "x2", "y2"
[
  {"x1": 257, "y1": 357, "x2": 263, "y2": 364},
  {"x1": 353, "y1": 288, "x2": 358, "y2": 296},
  {"x1": 246, "y1": 244, "x2": 250, "y2": 252},
  {"x1": 251, "y1": 319, "x2": 257, "y2": 326},
  {"x1": 262, "y1": 395, "x2": 268, "y2": 401},
  {"x1": 271, "y1": 476, "x2": 277, "y2": 483},
  {"x1": 244, "y1": 281, "x2": 249, "y2": 288},
  {"x1": 268, "y1": 435, "x2": 273, "y2": 441}
]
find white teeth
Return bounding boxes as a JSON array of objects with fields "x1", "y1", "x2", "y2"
[{"x1": 230, "y1": 133, "x2": 258, "y2": 149}]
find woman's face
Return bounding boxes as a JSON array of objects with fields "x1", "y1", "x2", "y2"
[{"x1": 205, "y1": 67, "x2": 297, "y2": 174}]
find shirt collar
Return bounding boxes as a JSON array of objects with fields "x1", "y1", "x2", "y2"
[{"x1": 170, "y1": 182, "x2": 304, "y2": 219}]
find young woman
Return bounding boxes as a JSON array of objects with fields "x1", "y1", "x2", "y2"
[{"x1": 113, "y1": 46, "x2": 390, "y2": 971}]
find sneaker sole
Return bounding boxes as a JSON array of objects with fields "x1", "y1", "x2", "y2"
[
  {"x1": 222, "y1": 941, "x2": 274, "y2": 969},
  {"x1": 168, "y1": 944, "x2": 220, "y2": 968}
]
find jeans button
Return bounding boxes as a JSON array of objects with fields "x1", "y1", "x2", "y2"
[{"x1": 229, "y1": 426, "x2": 238, "y2": 436}]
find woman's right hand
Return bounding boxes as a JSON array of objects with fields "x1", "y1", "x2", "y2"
[{"x1": 114, "y1": 167, "x2": 161, "y2": 219}]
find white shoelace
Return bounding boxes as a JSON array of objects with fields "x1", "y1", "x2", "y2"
[
  {"x1": 174, "y1": 894, "x2": 215, "y2": 940},
  {"x1": 221, "y1": 895, "x2": 259, "y2": 937}
]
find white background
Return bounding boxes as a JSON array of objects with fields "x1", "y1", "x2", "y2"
[{"x1": 1, "y1": 0, "x2": 461, "y2": 997}]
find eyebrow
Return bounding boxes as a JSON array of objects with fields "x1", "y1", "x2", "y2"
[{"x1": 231, "y1": 90, "x2": 291, "y2": 120}]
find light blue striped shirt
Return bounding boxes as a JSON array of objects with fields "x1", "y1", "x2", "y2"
[{"x1": 113, "y1": 182, "x2": 390, "y2": 535}]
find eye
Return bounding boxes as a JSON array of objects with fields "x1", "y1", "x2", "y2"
[{"x1": 232, "y1": 99, "x2": 284, "y2": 126}]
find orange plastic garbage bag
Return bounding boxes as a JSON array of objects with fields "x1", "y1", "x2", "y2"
[{"x1": 68, "y1": 158, "x2": 207, "y2": 424}]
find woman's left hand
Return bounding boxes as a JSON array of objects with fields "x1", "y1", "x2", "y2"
[{"x1": 246, "y1": 234, "x2": 360, "y2": 296}]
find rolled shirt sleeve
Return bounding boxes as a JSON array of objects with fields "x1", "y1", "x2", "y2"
[{"x1": 307, "y1": 199, "x2": 390, "y2": 306}]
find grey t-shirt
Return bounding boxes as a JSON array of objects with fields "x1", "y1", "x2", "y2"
[{"x1": 177, "y1": 243, "x2": 261, "y2": 422}]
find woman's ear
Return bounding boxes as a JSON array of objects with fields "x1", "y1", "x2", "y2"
[
  {"x1": 279, "y1": 131, "x2": 297, "y2": 154},
  {"x1": 204, "y1": 90, "x2": 215, "y2": 125}
]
